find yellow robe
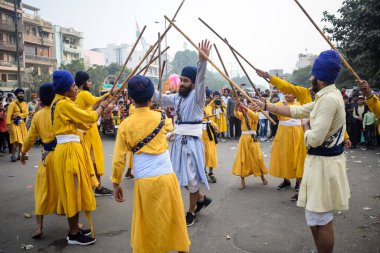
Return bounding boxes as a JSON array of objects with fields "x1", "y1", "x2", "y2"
[
  {"x1": 126, "y1": 103, "x2": 136, "y2": 169},
  {"x1": 21, "y1": 107, "x2": 63, "y2": 215},
  {"x1": 6, "y1": 100, "x2": 28, "y2": 144},
  {"x1": 75, "y1": 90, "x2": 105, "y2": 175},
  {"x1": 52, "y1": 94, "x2": 99, "y2": 218},
  {"x1": 209, "y1": 99, "x2": 227, "y2": 133},
  {"x1": 202, "y1": 105, "x2": 218, "y2": 168},
  {"x1": 232, "y1": 109, "x2": 268, "y2": 177},
  {"x1": 111, "y1": 107, "x2": 190, "y2": 253},
  {"x1": 269, "y1": 101, "x2": 306, "y2": 179}
]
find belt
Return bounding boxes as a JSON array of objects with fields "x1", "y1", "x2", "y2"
[
  {"x1": 308, "y1": 143, "x2": 344, "y2": 157},
  {"x1": 56, "y1": 134, "x2": 80, "y2": 144},
  {"x1": 242, "y1": 130, "x2": 257, "y2": 135}
]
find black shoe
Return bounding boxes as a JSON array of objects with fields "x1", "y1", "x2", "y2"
[
  {"x1": 66, "y1": 232, "x2": 96, "y2": 246},
  {"x1": 295, "y1": 181, "x2": 300, "y2": 192},
  {"x1": 277, "y1": 180, "x2": 291, "y2": 190},
  {"x1": 80, "y1": 228, "x2": 91, "y2": 236},
  {"x1": 290, "y1": 194, "x2": 298, "y2": 202},
  {"x1": 194, "y1": 195, "x2": 212, "y2": 214},
  {"x1": 124, "y1": 171, "x2": 134, "y2": 179},
  {"x1": 11, "y1": 156, "x2": 16, "y2": 162},
  {"x1": 94, "y1": 186, "x2": 113, "y2": 197},
  {"x1": 208, "y1": 173, "x2": 217, "y2": 183},
  {"x1": 186, "y1": 212, "x2": 196, "y2": 227}
]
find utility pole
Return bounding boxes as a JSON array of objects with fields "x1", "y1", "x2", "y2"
[{"x1": 14, "y1": 0, "x2": 21, "y2": 87}]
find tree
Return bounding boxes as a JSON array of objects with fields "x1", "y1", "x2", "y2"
[
  {"x1": 171, "y1": 49, "x2": 198, "y2": 74},
  {"x1": 322, "y1": 0, "x2": 380, "y2": 87},
  {"x1": 87, "y1": 65, "x2": 109, "y2": 96},
  {"x1": 288, "y1": 66, "x2": 312, "y2": 87},
  {"x1": 60, "y1": 59, "x2": 85, "y2": 75},
  {"x1": 23, "y1": 70, "x2": 51, "y2": 92}
]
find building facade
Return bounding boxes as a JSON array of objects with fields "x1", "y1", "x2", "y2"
[
  {"x1": 82, "y1": 49, "x2": 105, "y2": 67},
  {"x1": 296, "y1": 53, "x2": 317, "y2": 69},
  {"x1": 53, "y1": 25, "x2": 83, "y2": 67}
]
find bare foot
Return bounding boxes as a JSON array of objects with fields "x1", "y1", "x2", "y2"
[
  {"x1": 32, "y1": 226, "x2": 43, "y2": 239},
  {"x1": 239, "y1": 178, "x2": 245, "y2": 190},
  {"x1": 261, "y1": 176, "x2": 268, "y2": 185}
]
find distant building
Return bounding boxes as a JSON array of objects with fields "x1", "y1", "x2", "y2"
[
  {"x1": 22, "y1": 3, "x2": 56, "y2": 74},
  {"x1": 269, "y1": 69, "x2": 284, "y2": 77},
  {"x1": 82, "y1": 49, "x2": 105, "y2": 67},
  {"x1": 296, "y1": 53, "x2": 317, "y2": 69},
  {"x1": 0, "y1": 0, "x2": 23, "y2": 85},
  {"x1": 53, "y1": 25, "x2": 83, "y2": 67},
  {"x1": 95, "y1": 43, "x2": 159, "y2": 79}
]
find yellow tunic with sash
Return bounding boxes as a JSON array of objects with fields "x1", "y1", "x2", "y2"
[
  {"x1": 6, "y1": 100, "x2": 28, "y2": 144},
  {"x1": 111, "y1": 107, "x2": 190, "y2": 253},
  {"x1": 52, "y1": 94, "x2": 98, "y2": 218},
  {"x1": 232, "y1": 109, "x2": 268, "y2": 177},
  {"x1": 202, "y1": 105, "x2": 218, "y2": 168},
  {"x1": 126, "y1": 103, "x2": 136, "y2": 169},
  {"x1": 21, "y1": 107, "x2": 63, "y2": 215},
  {"x1": 75, "y1": 90, "x2": 105, "y2": 175},
  {"x1": 209, "y1": 99, "x2": 227, "y2": 133},
  {"x1": 270, "y1": 101, "x2": 306, "y2": 179}
]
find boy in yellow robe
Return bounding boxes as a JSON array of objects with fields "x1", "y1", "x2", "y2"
[
  {"x1": 111, "y1": 75, "x2": 190, "y2": 253},
  {"x1": 269, "y1": 93, "x2": 306, "y2": 191},
  {"x1": 51, "y1": 70, "x2": 111, "y2": 245},
  {"x1": 210, "y1": 91, "x2": 227, "y2": 141},
  {"x1": 6, "y1": 88, "x2": 28, "y2": 162},
  {"x1": 202, "y1": 91, "x2": 218, "y2": 183},
  {"x1": 20, "y1": 83, "x2": 62, "y2": 239},
  {"x1": 232, "y1": 103, "x2": 268, "y2": 190},
  {"x1": 75, "y1": 71, "x2": 113, "y2": 196}
]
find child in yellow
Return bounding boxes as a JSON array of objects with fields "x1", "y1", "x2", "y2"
[
  {"x1": 75, "y1": 71, "x2": 113, "y2": 196},
  {"x1": 232, "y1": 103, "x2": 268, "y2": 190},
  {"x1": 269, "y1": 94, "x2": 306, "y2": 191},
  {"x1": 20, "y1": 83, "x2": 62, "y2": 239},
  {"x1": 111, "y1": 75, "x2": 190, "y2": 253},
  {"x1": 210, "y1": 91, "x2": 227, "y2": 140},
  {"x1": 202, "y1": 92, "x2": 218, "y2": 183},
  {"x1": 6, "y1": 88, "x2": 28, "y2": 162},
  {"x1": 51, "y1": 70, "x2": 111, "y2": 246}
]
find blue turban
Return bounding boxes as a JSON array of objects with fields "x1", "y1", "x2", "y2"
[
  {"x1": 14, "y1": 87, "x2": 24, "y2": 95},
  {"x1": 206, "y1": 89, "x2": 211, "y2": 98},
  {"x1": 311, "y1": 50, "x2": 341, "y2": 84},
  {"x1": 128, "y1": 75, "x2": 155, "y2": 103},
  {"x1": 213, "y1": 91, "x2": 221, "y2": 96},
  {"x1": 39, "y1": 83, "x2": 55, "y2": 106},
  {"x1": 181, "y1": 66, "x2": 197, "y2": 84},
  {"x1": 53, "y1": 70, "x2": 74, "y2": 94},
  {"x1": 75, "y1": 71, "x2": 90, "y2": 86}
]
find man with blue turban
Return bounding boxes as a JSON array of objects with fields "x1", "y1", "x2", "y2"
[
  {"x1": 154, "y1": 40, "x2": 212, "y2": 226},
  {"x1": 252, "y1": 50, "x2": 350, "y2": 253}
]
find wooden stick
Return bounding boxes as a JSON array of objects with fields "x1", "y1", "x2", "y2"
[
  {"x1": 110, "y1": 25, "x2": 147, "y2": 94},
  {"x1": 225, "y1": 38, "x2": 262, "y2": 98},
  {"x1": 143, "y1": 43, "x2": 159, "y2": 76},
  {"x1": 112, "y1": 45, "x2": 155, "y2": 99},
  {"x1": 137, "y1": 46, "x2": 170, "y2": 75},
  {"x1": 164, "y1": 16, "x2": 276, "y2": 125},
  {"x1": 158, "y1": 60, "x2": 166, "y2": 105},
  {"x1": 293, "y1": 0, "x2": 360, "y2": 80},
  {"x1": 157, "y1": 33, "x2": 162, "y2": 90},
  {"x1": 198, "y1": 17, "x2": 270, "y2": 83}
]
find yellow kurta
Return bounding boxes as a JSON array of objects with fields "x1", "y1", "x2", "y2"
[
  {"x1": 270, "y1": 101, "x2": 305, "y2": 179},
  {"x1": 270, "y1": 76, "x2": 348, "y2": 164},
  {"x1": 111, "y1": 107, "x2": 190, "y2": 253},
  {"x1": 365, "y1": 94, "x2": 380, "y2": 118},
  {"x1": 202, "y1": 105, "x2": 218, "y2": 168},
  {"x1": 52, "y1": 94, "x2": 99, "y2": 218},
  {"x1": 75, "y1": 90, "x2": 105, "y2": 175},
  {"x1": 21, "y1": 107, "x2": 62, "y2": 215},
  {"x1": 209, "y1": 99, "x2": 227, "y2": 133},
  {"x1": 232, "y1": 109, "x2": 268, "y2": 177},
  {"x1": 6, "y1": 100, "x2": 28, "y2": 144}
]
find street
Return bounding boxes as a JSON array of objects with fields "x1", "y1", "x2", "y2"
[{"x1": 0, "y1": 137, "x2": 379, "y2": 253}]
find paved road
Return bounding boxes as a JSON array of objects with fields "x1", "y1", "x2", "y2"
[{"x1": 0, "y1": 136, "x2": 379, "y2": 253}]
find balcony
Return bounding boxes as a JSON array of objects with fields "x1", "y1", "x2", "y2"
[
  {"x1": 61, "y1": 27, "x2": 83, "y2": 38},
  {"x1": 0, "y1": 41, "x2": 16, "y2": 52},
  {"x1": 42, "y1": 37, "x2": 54, "y2": 47},
  {"x1": 0, "y1": 60, "x2": 17, "y2": 71},
  {"x1": 25, "y1": 54, "x2": 56, "y2": 66},
  {"x1": 63, "y1": 43, "x2": 81, "y2": 54},
  {"x1": 0, "y1": 19, "x2": 15, "y2": 32},
  {"x1": 0, "y1": 0, "x2": 21, "y2": 12},
  {"x1": 23, "y1": 34, "x2": 41, "y2": 44}
]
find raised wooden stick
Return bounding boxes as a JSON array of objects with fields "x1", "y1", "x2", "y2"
[
  {"x1": 164, "y1": 16, "x2": 276, "y2": 125},
  {"x1": 225, "y1": 38, "x2": 262, "y2": 98},
  {"x1": 112, "y1": 45, "x2": 155, "y2": 99},
  {"x1": 294, "y1": 0, "x2": 360, "y2": 80},
  {"x1": 110, "y1": 25, "x2": 147, "y2": 94},
  {"x1": 198, "y1": 17, "x2": 270, "y2": 83},
  {"x1": 143, "y1": 43, "x2": 160, "y2": 76},
  {"x1": 137, "y1": 46, "x2": 169, "y2": 75},
  {"x1": 157, "y1": 33, "x2": 162, "y2": 89}
]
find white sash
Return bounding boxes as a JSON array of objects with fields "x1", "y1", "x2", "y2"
[
  {"x1": 279, "y1": 119, "x2": 301, "y2": 127},
  {"x1": 174, "y1": 123, "x2": 202, "y2": 138},
  {"x1": 133, "y1": 150, "x2": 173, "y2": 179},
  {"x1": 241, "y1": 130, "x2": 257, "y2": 135},
  {"x1": 56, "y1": 134, "x2": 80, "y2": 144}
]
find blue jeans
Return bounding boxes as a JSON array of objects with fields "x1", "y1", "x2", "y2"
[{"x1": 258, "y1": 119, "x2": 268, "y2": 138}]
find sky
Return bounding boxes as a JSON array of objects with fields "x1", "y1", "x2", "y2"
[{"x1": 23, "y1": 0, "x2": 343, "y2": 87}]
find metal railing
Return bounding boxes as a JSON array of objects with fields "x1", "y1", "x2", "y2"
[
  {"x1": 25, "y1": 54, "x2": 57, "y2": 64},
  {"x1": 0, "y1": 40, "x2": 16, "y2": 51},
  {"x1": 0, "y1": 60, "x2": 16, "y2": 67},
  {"x1": 0, "y1": 19, "x2": 15, "y2": 32}
]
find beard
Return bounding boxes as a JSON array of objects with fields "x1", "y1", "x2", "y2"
[
  {"x1": 17, "y1": 96, "x2": 24, "y2": 102},
  {"x1": 178, "y1": 86, "x2": 192, "y2": 98},
  {"x1": 83, "y1": 84, "x2": 90, "y2": 91},
  {"x1": 311, "y1": 78, "x2": 319, "y2": 93}
]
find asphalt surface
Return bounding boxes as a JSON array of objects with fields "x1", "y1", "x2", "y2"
[{"x1": 0, "y1": 136, "x2": 379, "y2": 253}]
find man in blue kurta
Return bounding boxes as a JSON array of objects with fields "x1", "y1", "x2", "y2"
[{"x1": 155, "y1": 40, "x2": 212, "y2": 226}]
